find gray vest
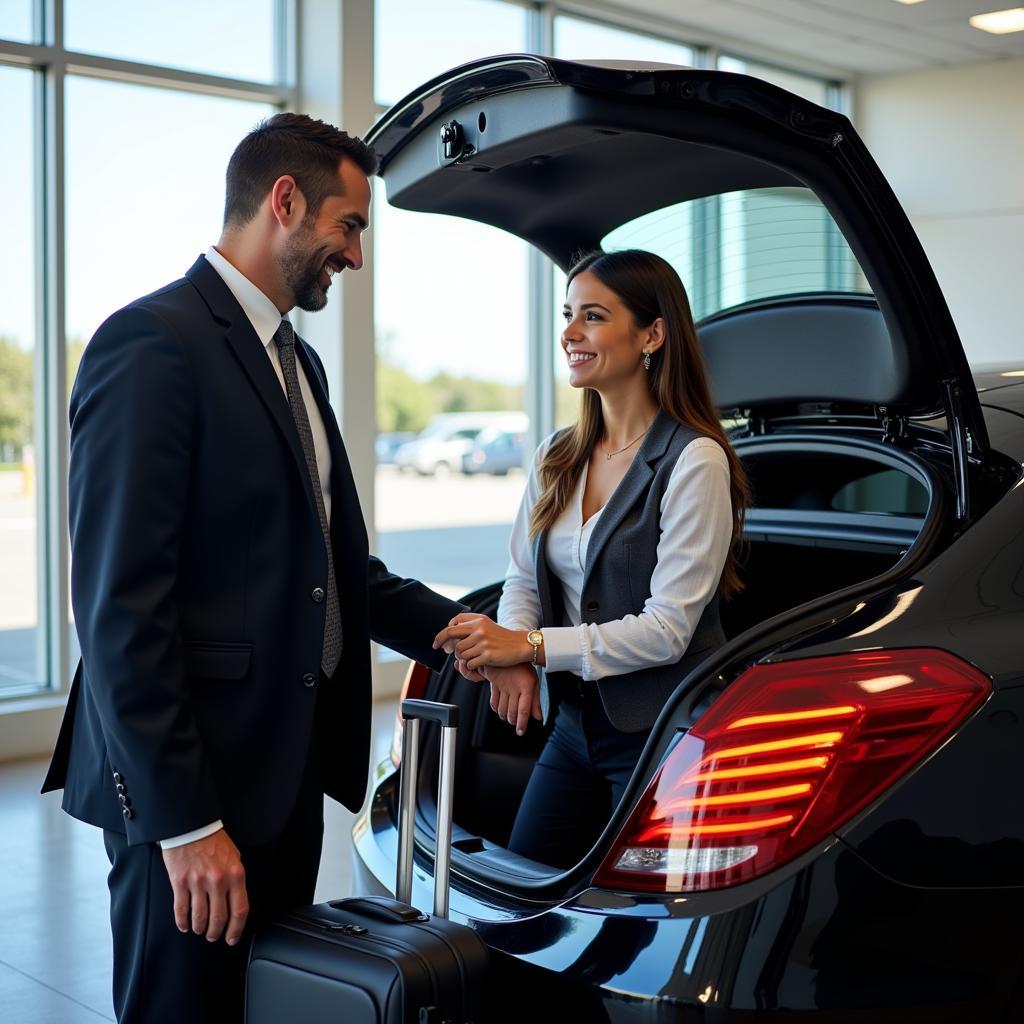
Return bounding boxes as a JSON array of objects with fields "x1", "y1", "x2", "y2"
[{"x1": 534, "y1": 410, "x2": 727, "y2": 733}]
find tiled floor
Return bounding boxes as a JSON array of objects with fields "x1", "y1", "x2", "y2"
[{"x1": 0, "y1": 700, "x2": 398, "y2": 1023}]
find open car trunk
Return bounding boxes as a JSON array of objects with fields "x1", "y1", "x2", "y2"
[{"x1": 403, "y1": 433, "x2": 950, "y2": 889}]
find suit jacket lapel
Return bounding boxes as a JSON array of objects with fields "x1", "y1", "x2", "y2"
[
  {"x1": 583, "y1": 409, "x2": 678, "y2": 581},
  {"x1": 185, "y1": 257, "x2": 317, "y2": 515}
]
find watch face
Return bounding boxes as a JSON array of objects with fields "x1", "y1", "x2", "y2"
[{"x1": 528, "y1": 630, "x2": 543, "y2": 646}]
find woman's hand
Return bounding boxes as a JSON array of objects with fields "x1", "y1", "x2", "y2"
[
  {"x1": 432, "y1": 613, "x2": 536, "y2": 671},
  {"x1": 484, "y1": 664, "x2": 542, "y2": 736}
]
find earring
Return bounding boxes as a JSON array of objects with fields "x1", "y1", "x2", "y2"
[{"x1": 643, "y1": 351, "x2": 651, "y2": 371}]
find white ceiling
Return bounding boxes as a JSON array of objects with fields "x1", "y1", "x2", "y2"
[{"x1": 591, "y1": 0, "x2": 1024, "y2": 76}]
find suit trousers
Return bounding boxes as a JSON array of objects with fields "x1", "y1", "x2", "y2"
[
  {"x1": 507, "y1": 682, "x2": 649, "y2": 869},
  {"x1": 102, "y1": 685, "x2": 328, "y2": 1024}
]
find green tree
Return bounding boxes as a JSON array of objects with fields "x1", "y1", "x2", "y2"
[
  {"x1": 0, "y1": 336, "x2": 33, "y2": 456},
  {"x1": 376, "y1": 361, "x2": 435, "y2": 433},
  {"x1": 428, "y1": 371, "x2": 523, "y2": 415}
]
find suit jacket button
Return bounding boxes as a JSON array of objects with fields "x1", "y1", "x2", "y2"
[
  {"x1": 586, "y1": 601, "x2": 599, "y2": 613},
  {"x1": 115, "y1": 783, "x2": 126, "y2": 795},
  {"x1": 302, "y1": 673, "x2": 316, "y2": 688},
  {"x1": 122, "y1": 807, "x2": 134, "y2": 820},
  {"x1": 112, "y1": 772, "x2": 123, "y2": 784},
  {"x1": 311, "y1": 587, "x2": 325, "y2": 603},
  {"x1": 118, "y1": 794, "x2": 131, "y2": 807}
]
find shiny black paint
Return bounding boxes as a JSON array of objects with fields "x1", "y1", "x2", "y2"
[{"x1": 354, "y1": 789, "x2": 1024, "y2": 1021}]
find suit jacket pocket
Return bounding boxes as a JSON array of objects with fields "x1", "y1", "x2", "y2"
[{"x1": 183, "y1": 640, "x2": 252, "y2": 680}]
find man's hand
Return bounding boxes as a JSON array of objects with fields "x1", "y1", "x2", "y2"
[
  {"x1": 484, "y1": 663, "x2": 543, "y2": 736},
  {"x1": 162, "y1": 829, "x2": 249, "y2": 945}
]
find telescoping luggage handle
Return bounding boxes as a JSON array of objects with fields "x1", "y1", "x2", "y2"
[{"x1": 396, "y1": 698, "x2": 459, "y2": 919}]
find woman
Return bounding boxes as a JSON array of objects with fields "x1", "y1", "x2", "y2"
[{"x1": 433, "y1": 249, "x2": 749, "y2": 867}]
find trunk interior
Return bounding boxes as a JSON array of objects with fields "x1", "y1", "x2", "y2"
[{"x1": 409, "y1": 435, "x2": 946, "y2": 874}]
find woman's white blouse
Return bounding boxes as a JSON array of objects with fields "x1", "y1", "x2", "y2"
[{"x1": 496, "y1": 434, "x2": 733, "y2": 681}]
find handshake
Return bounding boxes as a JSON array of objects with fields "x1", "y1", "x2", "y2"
[{"x1": 432, "y1": 614, "x2": 543, "y2": 737}]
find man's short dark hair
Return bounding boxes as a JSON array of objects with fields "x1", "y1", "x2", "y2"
[{"x1": 223, "y1": 112, "x2": 378, "y2": 229}]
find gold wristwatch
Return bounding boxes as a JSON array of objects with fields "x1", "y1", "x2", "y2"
[{"x1": 526, "y1": 629, "x2": 544, "y2": 666}]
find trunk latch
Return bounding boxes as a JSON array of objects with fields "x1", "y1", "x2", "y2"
[{"x1": 440, "y1": 119, "x2": 473, "y2": 163}]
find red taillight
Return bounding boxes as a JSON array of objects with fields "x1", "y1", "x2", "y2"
[
  {"x1": 593, "y1": 648, "x2": 991, "y2": 893},
  {"x1": 390, "y1": 661, "x2": 431, "y2": 768}
]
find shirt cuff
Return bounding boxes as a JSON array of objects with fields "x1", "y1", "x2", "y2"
[
  {"x1": 158, "y1": 820, "x2": 225, "y2": 850},
  {"x1": 541, "y1": 626, "x2": 586, "y2": 675}
]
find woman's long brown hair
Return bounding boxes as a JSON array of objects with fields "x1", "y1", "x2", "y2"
[{"x1": 529, "y1": 249, "x2": 750, "y2": 599}]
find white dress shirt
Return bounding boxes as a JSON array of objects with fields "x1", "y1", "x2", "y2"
[
  {"x1": 497, "y1": 433, "x2": 732, "y2": 681},
  {"x1": 160, "y1": 248, "x2": 333, "y2": 850}
]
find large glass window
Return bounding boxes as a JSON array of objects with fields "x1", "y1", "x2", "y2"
[
  {"x1": 554, "y1": 15, "x2": 695, "y2": 66},
  {"x1": 0, "y1": 1, "x2": 36, "y2": 42},
  {"x1": 375, "y1": 0, "x2": 528, "y2": 107},
  {"x1": 604, "y1": 187, "x2": 867, "y2": 321},
  {"x1": 65, "y1": 78, "x2": 273, "y2": 344},
  {"x1": 718, "y1": 55, "x2": 830, "y2": 106},
  {"x1": 0, "y1": 67, "x2": 42, "y2": 694},
  {"x1": 374, "y1": 193, "x2": 529, "y2": 605},
  {"x1": 65, "y1": 0, "x2": 280, "y2": 83}
]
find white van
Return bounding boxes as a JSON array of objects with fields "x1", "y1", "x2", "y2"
[{"x1": 392, "y1": 411, "x2": 528, "y2": 476}]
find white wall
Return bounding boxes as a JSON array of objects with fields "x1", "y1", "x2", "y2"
[{"x1": 855, "y1": 58, "x2": 1024, "y2": 370}]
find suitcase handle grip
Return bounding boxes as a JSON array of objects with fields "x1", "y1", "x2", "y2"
[
  {"x1": 401, "y1": 699, "x2": 459, "y2": 729},
  {"x1": 396, "y1": 700, "x2": 459, "y2": 918},
  {"x1": 329, "y1": 896, "x2": 428, "y2": 925}
]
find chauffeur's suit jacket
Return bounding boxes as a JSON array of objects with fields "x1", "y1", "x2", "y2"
[{"x1": 42, "y1": 255, "x2": 461, "y2": 847}]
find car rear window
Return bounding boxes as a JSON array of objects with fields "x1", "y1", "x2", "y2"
[{"x1": 601, "y1": 186, "x2": 870, "y2": 323}]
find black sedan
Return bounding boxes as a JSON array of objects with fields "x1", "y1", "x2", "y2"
[{"x1": 352, "y1": 55, "x2": 1024, "y2": 1022}]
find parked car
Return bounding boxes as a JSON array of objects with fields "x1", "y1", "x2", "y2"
[
  {"x1": 354, "y1": 56, "x2": 1024, "y2": 1022},
  {"x1": 374, "y1": 431, "x2": 416, "y2": 465},
  {"x1": 462, "y1": 426, "x2": 526, "y2": 475},
  {"x1": 393, "y1": 411, "x2": 525, "y2": 476}
]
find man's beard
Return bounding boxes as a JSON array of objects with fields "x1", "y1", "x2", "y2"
[{"x1": 280, "y1": 220, "x2": 330, "y2": 312}]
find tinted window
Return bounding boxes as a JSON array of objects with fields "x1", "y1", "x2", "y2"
[{"x1": 831, "y1": 470, "x2": 928, "y2": 516}]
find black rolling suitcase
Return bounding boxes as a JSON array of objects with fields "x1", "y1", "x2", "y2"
[{"x1": 245, "y1": 699, "x2": 489, "y2": 1024}]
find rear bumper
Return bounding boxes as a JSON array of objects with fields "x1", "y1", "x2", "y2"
[{"x1": 351, "y1": 768, "x2": 1024, "y2": 1023}]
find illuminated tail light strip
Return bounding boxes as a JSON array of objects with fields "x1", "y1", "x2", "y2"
[{"x1": 594, "y1": 649, "x2": 991, "y2": 893}]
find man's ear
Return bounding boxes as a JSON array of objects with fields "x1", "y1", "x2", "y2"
[{"x1": 270, "y1": 175, "x2": 305, "y2": 227}]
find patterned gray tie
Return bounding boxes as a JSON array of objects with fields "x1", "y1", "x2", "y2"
[{"x1": 273, "y1": 319, "x2": 342, "y2": 677}]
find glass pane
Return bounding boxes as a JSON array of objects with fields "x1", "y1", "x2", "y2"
[
  {"x1": 718, "y1": 55, "x2": 830, "y2": 107},
  {"x1": 554, "y1": 15, "x2": 694, "y2": 66},
  {"x1": 603, "y1": 187, "x2": 869, "y2": 322},
  {"x1": 65, "y1": 0, "x2": 278, "y2": 83},
  {"x1": 0, "y1": 1, "x2": 36, "y2": 42},
  {"x1": 375, "y1": 0, "x2": 528, "y2": 107},
  {"x1": 66, "y1": 79, "x2": 274, "y2": 344},
  {"x1": 374, "y1": 193, "x2": 529, "y2": 620},
  {"x1": 0, "y1": 67, "x2": 44, "y2": 694}
]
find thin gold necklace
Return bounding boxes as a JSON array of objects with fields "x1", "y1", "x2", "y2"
[{"x1": 602, "y1": 428, "x2": 648, "y2": 461}]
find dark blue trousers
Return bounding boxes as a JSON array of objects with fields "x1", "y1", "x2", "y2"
[
  {"x1": 508, "y1": 686, "x2": 649, "y2": 868},
  {"x1": 103, "y1": 687, "x2": 327, "y2": 1024}
]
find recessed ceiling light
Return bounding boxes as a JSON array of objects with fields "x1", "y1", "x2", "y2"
[
  {"x1": 892, "y1": 1, "x2": 928, "y2": 5},
  {"x1": 970, "y1": 8, "x2": 1024, "y2": 33}
]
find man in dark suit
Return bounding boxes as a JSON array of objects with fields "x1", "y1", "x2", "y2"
[{"x1": 42, "y1": 113, "x2": 463, "y2": 1023}]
